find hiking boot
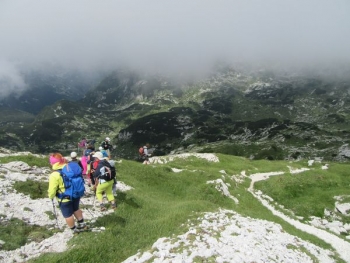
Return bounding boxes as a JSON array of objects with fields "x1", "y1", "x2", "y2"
[
  {"x1": 77, "y1": 222, "x2": 87, "y2": 229},
  {"x1": 111, "y1": 204, "x2": 117, "y2": 210},
  {"x1": 100, "y1": 204, "x2": 106, "y2": 211},
  {"x1": 72, "y1": 227, "x2": 81, "y2": 234}
]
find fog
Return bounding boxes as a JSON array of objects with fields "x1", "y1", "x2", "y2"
[{"x1": 1, "y1": 0, "x2": 350, "y2": 96}]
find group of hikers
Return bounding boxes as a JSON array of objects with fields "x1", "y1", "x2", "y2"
[{"x1": 48, "y1": 137, "x2": 153, "y2": 234}]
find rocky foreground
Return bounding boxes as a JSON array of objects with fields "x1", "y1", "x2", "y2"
[{"x1": 1, "y1": 152, "x2": 350, "y2": 262}]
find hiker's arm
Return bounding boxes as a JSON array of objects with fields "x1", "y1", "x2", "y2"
[
  {"x1": 93, "y1": 167, "x2": 100, "y2": 180},
  {"x1": 92, "y1": 168, "x2": 100, "y2": 188},
  {"x1": 48, "y1": 172, "x2": 61, "y2": 199},
  {"x1": 78, "y1": 161, "x2": 83, "y2": 171},
  {"x1": 94, "y1": 179, "x2": 99, "y2": 188}
]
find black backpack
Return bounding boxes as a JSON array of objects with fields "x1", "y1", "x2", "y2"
[
  {"x1": 98, "y1": 161, "x2": 116, "y2": 182},
  {"x1": 87, "y1": 152, "x2": 95, "y2": 164}
]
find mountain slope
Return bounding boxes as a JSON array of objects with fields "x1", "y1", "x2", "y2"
[
  {"x1": 0, "y1": 68, "x2": 349, "y2": 161},
  {"x1": 0, "y1": 67, "x2": 103, "y2": 116}
]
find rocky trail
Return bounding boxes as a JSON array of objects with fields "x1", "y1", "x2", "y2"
[{"x1": 1, "y1": 152, "x2": 350, "y2": 262}]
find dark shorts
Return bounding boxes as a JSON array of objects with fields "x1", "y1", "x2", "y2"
[{"x1": 59, "y1": 198, "x2": 80, "y2": 218}]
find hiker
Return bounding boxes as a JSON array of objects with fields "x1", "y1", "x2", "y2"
[
  {"x1": 109, "y1": 160, "x2": 117, "y2": 196},
  {"x1": 92, "y1": 152, "x2": 117, "y2": 211},
  {"x1": 101, "y1": 137, "x2": 113, "y2": 158},
  {"x1": 47, "y1": 152, "x2": 86, "y2": 234},
  {"x1": 78, "y1": 138, "x2": 87, "y2": 155},
  {"x1": 85, "y1": 145, "x2": 95, "y2": 187},
  {"x1": 87, "y1": 139, "x2": 96, "y2": 151},
  {"x1": 99, "y1": 146, "x2": 109, "y2": 158},
  {"x1": 70, "y1": 151, "x2": 83, "y2": 171},
  {"x1": 90, "y1": 153, "x2": 101, "y2": 189},
  {"x1": 139, "y1": 144, "x2": 151, "y2": 165},
  {"x1": 81, "y1": 153, "x2": 88, "y2": 180}
]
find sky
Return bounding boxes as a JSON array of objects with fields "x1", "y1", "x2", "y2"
[{"x1": 1, "y1": 0, "x2": 350, "y2": 97}]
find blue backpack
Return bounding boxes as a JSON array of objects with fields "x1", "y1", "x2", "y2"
[{"x1": 56, "y1": 162, "x2": 85, "y2": 201}]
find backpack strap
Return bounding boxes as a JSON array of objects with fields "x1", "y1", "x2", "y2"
[{"x1": 55, "y1": 169, "x2": 66, "y2": 204}]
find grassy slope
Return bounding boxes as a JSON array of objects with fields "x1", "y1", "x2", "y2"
[
  {"x1": 0, "y1": 108, "x2": 35, "y2": 123},
  {"x1": 5, "y1": 154, "x2": 345, "y2": 262}
]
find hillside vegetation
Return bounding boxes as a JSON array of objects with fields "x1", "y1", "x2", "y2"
[
  {"x1": 1, "y1": 67, "x2": 350, "y2": 162},
  {"x1": 1, "y1": 151, "x2": 350, "y2": 262}
]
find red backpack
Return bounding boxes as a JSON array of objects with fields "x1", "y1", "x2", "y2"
[{"x1": 139, "y1": 147, "x2": 144, "y2": 155}]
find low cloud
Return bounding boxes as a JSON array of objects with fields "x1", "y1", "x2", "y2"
[
  {"x1": 0, "y1": 0, "x2": 350, "y2": 96},
  {"x1": 0, "y1": 60, "x2": 27, "y2": 98}
]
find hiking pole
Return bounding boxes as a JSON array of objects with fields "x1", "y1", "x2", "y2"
[
  {"x1": 51, "y1": 199, "x2": 60, "y2": 229},
  {"x1": 79, "y1": 198, "x2": 97, "y2": 220},
  {"x1": 92, "y1": 193, "x2": 96, "y2": 208}
]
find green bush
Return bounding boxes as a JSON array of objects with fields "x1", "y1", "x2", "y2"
[{"x1": 14, "y1": 180, "x2": 49, "y2": 199}]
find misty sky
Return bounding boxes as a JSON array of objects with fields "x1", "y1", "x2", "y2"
[{"x1": 1, "y1": 0, "x2": 350, "y2": 96}]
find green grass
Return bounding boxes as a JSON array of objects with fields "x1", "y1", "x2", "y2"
[
  {"x1": 0, "y1": 218, "x2": 56, "y2": 251},
  {"x1": 1, "y1": 152, "x2": 345, "y2": 262},
  {"x1": 13, "y1": 180, "x2": 49, "y2": 199},
  {"x1": 255, "y1": 163, "x2": 350, "y2": 220},
  {"x1": 0, "y1": 155, "x2": 48, "y2": 167}
]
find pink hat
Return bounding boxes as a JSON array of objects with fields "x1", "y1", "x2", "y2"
[{"x1": 49, "y1": 155, "x2": 62, "y2": 165}]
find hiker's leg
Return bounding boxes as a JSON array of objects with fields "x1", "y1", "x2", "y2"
[
  {"x1": 65, "y1": 216, "x2": 75, "y2": 228},
  {"x1": 105, "y1": 181, "x2": 115, "y2": 203},
  {"x1": 72, "y1": 198, "x2": 83, "y2": 221},
  {"x1": 103, "y1": 181, "x2": 116, "y2": 208},
  {"x1": 142, "y1": 157, "x2": 147, "y2": 164},
  {"x1": 81, "y1": 156, "x2": 87, "y2": 178},
  {"x1": 60, "y1": 201, "x2": 75, "y2": 228},
  {"x1": 86, "y1": 165, "x2": 91, "y2": 186},
  {"x1": 62, "y1": 201, "x2": 85, "y2": 232},
  {"x1": 73, "y1": 209, "x2": 83, "y2": 220},
  {"x1": 96, "y1": 183, "x2": 105, "y2": 204},
  {"x1": 96, "y1": 182, "x2": 109, "y2": 210}
]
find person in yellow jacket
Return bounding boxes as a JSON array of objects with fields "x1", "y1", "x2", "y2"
[
  {"x1": 48, "y1": 152, "x2": 86, "y2": 233},
  {"x1": 92, "y1": 152, "x2": 116, "y2": 211}
]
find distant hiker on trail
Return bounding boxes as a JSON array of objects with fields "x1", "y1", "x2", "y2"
[
  {"x1": 70, "y1": 151, "x2": 83, "y2": 170},
  {"x1": 87, "y1": 139, "x2": 96, "y2": 151},
  {"x1": 85, "y1": 145, "x2": 95, "y2": 187},
  {"x1": 78, "y1": 138, "x2": 87, "y2": 155},
  {"x1": 90, "y1": 153, "x2": 101, "y2": 189},
  {"x1": 92, "y1": 152, "x2": 117, "y2": 211},
  {"x1": 101, "y1": 137, "x2": 113, "y2": 158},
  {"x1": 47, "y1": 152, "x2": 86, "y2": 234},
  {"x1": 139, "y1": 144, "x2": 151, "y2": 165},
  {"x1": 109, "y1": 160, "x2": 117, "y2": 196},
  {"x1": 99, "y1": 146, "x2": 109, "y2": 158},
  {"x1": 81, "y1": 153, "x2": 88, "y2": 179}
]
